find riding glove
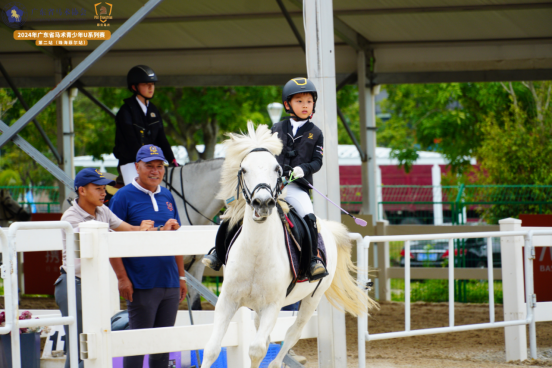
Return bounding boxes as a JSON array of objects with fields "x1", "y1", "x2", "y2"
[{"x1": 292, "y1": 166, "x2": 304, "y2": 179}]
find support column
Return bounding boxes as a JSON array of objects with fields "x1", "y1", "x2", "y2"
[
  {"x1": 376, "y1": 220, "x2": 390, "y2": 302},
  {"x1": 357, "y1": 51, "x2": 378, "y2": 225},
  {"x1": 432, "y1": 164, "x2": 443, "y2": 225},
  {"x1": 303, "y1": 0, "x2": 347, "y2": 366},
  {"x1": 55, "y1": 58, "x2": 74, "y2": 204},
  {"x1": 499, "y1": 218, "x2": 527, "y2": 361}
]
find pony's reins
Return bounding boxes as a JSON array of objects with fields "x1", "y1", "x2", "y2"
[{"x1": 284, "y1": 173, "x2": 367, "y2": 227}]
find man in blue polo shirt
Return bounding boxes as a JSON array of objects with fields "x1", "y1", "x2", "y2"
[{"x1": 109, "y1": 144, "x2": 186, "y2": 368}]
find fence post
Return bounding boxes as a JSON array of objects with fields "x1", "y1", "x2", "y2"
[
  {"x1": 499, "y1": 218, "x2": 527, "y2": 361},
  {"x1": 79, "y1": 221, "x2": 112, "y2": 367},
  {"x1": 226, "y1": 307, "x2": 253, "y2": 367},
  {"x1": 376, "y1": 220, "x2": 390, "y2": 302}
]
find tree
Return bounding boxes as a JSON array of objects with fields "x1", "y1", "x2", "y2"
[
  {"x1": 0, "y1": 88, "x2": 59, "y2": 186},
  {"x1": 154, "y1": 86, "x2": 281, "y2": 161},
  {"x1": 378, "y1": 82, "x2": 536, "y2": 173}
]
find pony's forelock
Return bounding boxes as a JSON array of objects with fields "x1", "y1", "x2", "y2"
[{"x1": 217, "y1": 121, "x2": 283, "y2": 227}]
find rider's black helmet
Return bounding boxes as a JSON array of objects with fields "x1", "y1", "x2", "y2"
[
  {"x1": 282, "y1": 77, "x2": 318, "y2": 115},
  {"x1": 127, "y1": 65, "x2": 158, "y2": 93}
]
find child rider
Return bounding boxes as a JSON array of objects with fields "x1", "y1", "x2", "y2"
[{"x1": 203, "y1": 77, "x2": 327, "y2": 281}]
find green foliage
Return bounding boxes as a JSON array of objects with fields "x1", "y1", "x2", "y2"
[
  {"x1": 379, "y1": 82, "x2": 536, "y2": 173},
  {"x1": 390, "y1": 279, "x2": 503, "y2": 304},
  {"x1": 0, "y1": 85, "x2": 284, "y2": 185},
  {"x1": 0, "y1": 88, "x2": 59, "y2": 186},
  {"x1": 152, "y1": 86, "x2": 281, "y2": 161},
  {"x1": 0, "y1": 169, "x2": 22, "y2": 186}
]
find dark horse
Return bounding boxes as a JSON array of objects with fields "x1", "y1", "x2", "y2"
[{"x1": 0, "y1": 189, "x2": 31, "y2": 227}]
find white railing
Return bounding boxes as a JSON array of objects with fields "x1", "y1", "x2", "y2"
[
  {"x1": 357, "y1": 230, "x2": 538, "y2": 368},
  {"x1": 1, "y1": 222, "x2": 79, "y2": 368},
  {"x1": 1, "y1": 220, "x2": 366, "y2": 367}
]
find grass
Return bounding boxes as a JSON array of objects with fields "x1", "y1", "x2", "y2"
[{"x1": 390, "y1": 279, "x2": 503, "y2": 304}]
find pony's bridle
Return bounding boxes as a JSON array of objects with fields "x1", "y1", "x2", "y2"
[{"x1": 236, "y1": 148, "x2": 283, "y2": 206}]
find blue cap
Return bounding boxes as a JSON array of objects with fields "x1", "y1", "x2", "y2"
[
  {"x1": 136, "y1": 144, "x2": 168, "y2": 164},
  {"x1": 74, "y1": 168, "x2": 115, "y2": 193}
]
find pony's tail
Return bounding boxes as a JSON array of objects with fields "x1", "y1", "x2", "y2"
[{"x1": 322, "y1": 220, "x2": 379, "y2": 316}]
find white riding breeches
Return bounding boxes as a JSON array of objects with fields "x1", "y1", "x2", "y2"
[
  {"x1": 120, "y1": 162, "x2": 138, "y2": 185},
  {"x1": 285, "y1": 183, "x2": 313, "y2": 218}
]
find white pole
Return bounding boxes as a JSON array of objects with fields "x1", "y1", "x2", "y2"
[
  {"x1": 357, "y1": 51, "x2": 378, "y2": 225},
  {"x1": 376, "y1": 166, "x2": 383, "y2": 221},
  {"x1": 356, "y1": 235, "x2": 368, "y2": 368},
  {"x1": 405, "y1": 240, "x2": 411, "y2": 332},
  {"x1": 80, "y1": 221, "x2": 113, "y2": 367},
  {"x1": 448, "y1": 239, "x2": 455, "y2": 327},
  {"x1": 487, "y1": 237, "x2": 495, "y2": 324},
  {"x1": 303, "y1": 0, "x2": 347, "y2": 366},
  {"x1": 499, "y1": 218, "x2": 527, "y2": 361},
  {"x1": 432, "y1": 164, "x2": 443, "y2": 225},
  {"x1": 7, "y1": 229, "x2": 21, "y2": 368}
]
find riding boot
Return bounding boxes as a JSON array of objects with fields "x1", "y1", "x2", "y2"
[
  {"x1": 202, "y1": 248, "x2": 222, "y2": 271},
  {"x1": 304, "y1": 214, "x2": 328, "y2": 282}
]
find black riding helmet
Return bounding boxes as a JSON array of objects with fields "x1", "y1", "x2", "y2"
[
  {"x1": 282, "y1": 77, "x2": 318, "y2": 116},
  {"x1": 127, "y1": 65, "x2": 158, "y2": 100}
]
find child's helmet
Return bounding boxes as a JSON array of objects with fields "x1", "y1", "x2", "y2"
[
  {"x1": 282, "y1": 77, "x2": 318, "y2": 115},
  {"x1": 127, "y1": 65, "x2": 158, "y2": 93}
]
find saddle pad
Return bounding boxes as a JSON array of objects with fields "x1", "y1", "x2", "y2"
[
  {"x1": 283, "y1": 220, "x2": 327, "y2": 282},
  {"x1": 219, "y1": 219, "x2": 326, "y2": 282}
]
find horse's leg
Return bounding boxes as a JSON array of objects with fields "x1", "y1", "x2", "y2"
[
  {"x1": 268, "y1": 295, "x2": 321, "y2": 368},
  {"x1": 250, "y1": 305, "x2": 280, "y2": 368},
  {"x1": 201, "y1": 295, "x2": 239, "y2": 368},
  {"x1": 253, "y1": 311, "x2": 272, "y2": 353},
  {"x1": 186, "y1": 256, "x2": 205, "y2": 310}
]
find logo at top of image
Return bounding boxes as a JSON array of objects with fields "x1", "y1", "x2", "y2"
[
  {"x1": 1, "y1": 2, "x2": 27, "y2": 28},
  {"x1": 94, "y1": 2, "x2": 112, "y2": 23}
]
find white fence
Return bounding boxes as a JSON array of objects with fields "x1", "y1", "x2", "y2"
[
  {"x1": 357, "y1": 226, "x2": 543, "y2": 368},
  {"x1": 1, "y1": 221, "x2": 80, "y2": 368},
  {"x1": 0, "y1": 221, "x2": 371, "y2": 367}
]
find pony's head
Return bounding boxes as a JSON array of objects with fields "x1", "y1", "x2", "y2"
[
  {"x1": 217, "y1": 121, "x2": 283, "y2": 227},
  {"x1": 238, "y1": 148, "x2": 282, "y2": 223}
]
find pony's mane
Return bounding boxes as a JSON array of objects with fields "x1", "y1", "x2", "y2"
[{"x1": 217, "y1": 121, "x2": 283, "y2": 227}]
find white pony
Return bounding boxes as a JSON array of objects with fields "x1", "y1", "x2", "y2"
[{"x1": 201, "y1": 122, "x2": 377, "y2": 368}]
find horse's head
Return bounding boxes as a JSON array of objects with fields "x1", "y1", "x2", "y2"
[
  {"x1": 239, "y1": 148, "x2": 282, "y2": 223},
  {"x1": 0, "y1": 189, "x2": 31, "y2": 223}
]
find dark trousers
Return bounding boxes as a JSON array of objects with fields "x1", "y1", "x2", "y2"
[
  {"x1": 54, "y1": 273, "x2": 84, "y2": 368},
  {"x1": 123, "y1": 288, "x2": 180, "y2": 368}
]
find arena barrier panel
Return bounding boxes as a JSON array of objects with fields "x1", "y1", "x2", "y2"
[
  {"x1": 0, "y1": 221, "x2": 79, "y2": 368},
  {"x1": 0, "y1": 220, "x2": 368, "y2": 367},
  {"x1": 357, "y1": 229, "x2": 538, "y2": 368}
]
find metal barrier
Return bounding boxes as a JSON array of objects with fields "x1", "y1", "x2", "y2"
[
  {"x1": 357, "y1": 230, "x2": 538, "y2": 368},
  {"x1": 1, "y1": 221, "x2": 79, "y2": 368}
]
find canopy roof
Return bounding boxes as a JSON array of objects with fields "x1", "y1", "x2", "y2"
[{"x1": 1, "y1": 0, "x2": 551, "y2": 88}]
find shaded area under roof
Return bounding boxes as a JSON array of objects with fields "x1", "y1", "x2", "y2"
[{"x1": 1, "y1": 0, "x2": 552, "y2": 88}]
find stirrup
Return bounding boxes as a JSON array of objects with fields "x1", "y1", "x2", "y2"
[
  {"x1": 202, "y1": 248, "x2": 222, "y2": 271},
  {"x1": 308, "y1": 259, "x2": 328, "y2": 282}
]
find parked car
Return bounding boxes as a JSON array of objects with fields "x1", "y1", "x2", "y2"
[{"x1": 399, "y1": 237, "x2": 501, "y2": 268}]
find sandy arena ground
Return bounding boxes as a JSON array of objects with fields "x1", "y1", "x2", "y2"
[{"x1": 8, "y1": 298, "x2": 552, "y2": 367}]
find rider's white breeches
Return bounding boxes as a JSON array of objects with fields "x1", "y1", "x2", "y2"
[
  {"x1": 120, "y1": 162, "x2": 138, "y2": 185},
  {"x1": 285, "y1": 183, "x2": 313, "y2": 218}
]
